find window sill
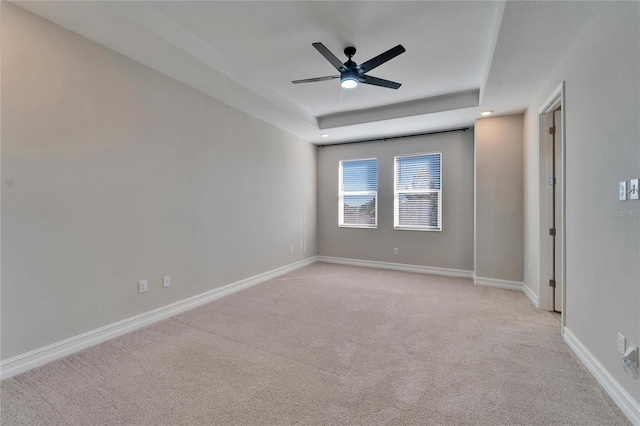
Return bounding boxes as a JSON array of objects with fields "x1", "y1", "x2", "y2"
[{"x1": 393, "y1": 227, "x2": 441, "y2": 232}]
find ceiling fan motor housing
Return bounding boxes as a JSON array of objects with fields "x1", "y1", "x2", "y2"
[
  {"x1": 341, "y1": 68, "x2": 359, "y2": 80},
  {"x1": 341, "y1": 47, "x2": 360, "y2": 87}
]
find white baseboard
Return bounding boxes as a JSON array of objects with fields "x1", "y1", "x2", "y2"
[
  {"x1": 521, "y1": 282, "x2": 539, "y2": 308},
  {"x1": 0, "y1": 257, "x2": 317, "y2": 380},
  {"x1": 564, "y1": 327, "x2": 640, "y2": 425},
  {"x1": 474, "y1": 277, "x2": 540, "y2": 308},
  {"x1": 473, "y1": 276, "x2": 523, "y2": 292},
  {"x1": 318, "y1": 257, "x2": 539, "y2": 308},
  {"x1": 316, "y1": 256, "x2": 474, "y2": 279}
]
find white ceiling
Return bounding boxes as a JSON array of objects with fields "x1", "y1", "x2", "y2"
[{"x1": 13, "y1": 1, "x2": 600, "y2": 145}]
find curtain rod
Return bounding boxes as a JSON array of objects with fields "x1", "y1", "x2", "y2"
[{"x1": 319, "y1": 127, "x2": 470, "y2": 148}]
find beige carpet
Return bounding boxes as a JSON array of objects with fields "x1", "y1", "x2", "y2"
[{"x1": 1, "y1": 262, "x2": 629, "y2": 425}]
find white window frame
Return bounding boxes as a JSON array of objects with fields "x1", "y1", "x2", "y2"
[
  {"x1": 393, "y1": 152, "x2": 442, "y2": 231},
  {"x1": 338, "y1": 158, "x2": 378, "y2": 229}
]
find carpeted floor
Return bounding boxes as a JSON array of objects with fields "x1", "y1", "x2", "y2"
[{"x1": 1, "y1": 262, "x2": 630, "y2": 425}]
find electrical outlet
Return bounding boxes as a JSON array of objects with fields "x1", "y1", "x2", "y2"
[
  {"x1": 163, "y1": 276, "x2": 170, "y2": 288},
  {"x1": 394, "y1": 248, "x2": 399, "y2": 255},
  {"x1": 618, "y1": 332, "x2": 626, "y2": 354},
  {"x1": 289, "y1": 246, "x2": 293, "y2": 254},
  {"x1": 619, "y1": 181, "x2": 627, "y2": 201},
  {"x1": 630, "y1": 179, "x2": 639, "y2": 200},
  {"x1": 138, "y1": 280, "x2": 148, "y2": 294}
]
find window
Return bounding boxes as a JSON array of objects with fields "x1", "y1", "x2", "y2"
[
  {"x1": 339, "y1": 158, "x2": 378, "y2": 228},
  {"x1": 394, "y1": 153, "x2": 442, "y2": 231}
]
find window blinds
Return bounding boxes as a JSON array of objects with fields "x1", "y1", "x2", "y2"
[
  {"x1": 339, "y1": 158, "x2": 378, "y2": 228},
  {"x1": 394, "y1": 153, "x2": 442, "y2": 231}
]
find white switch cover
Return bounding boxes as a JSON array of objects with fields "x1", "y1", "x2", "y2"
[
  {"x1": 630, "y1": 179, "x2": 639, "y2": 200},
  {"x1": 619, "y1": 181, "x2": 627, "y2": 201},
  {"x1": 163, "y1": 276, "x2": 170, "y2": 288},
  {"x1": 618, "y1": 332, "x2": 626, "y2": 354},
  {"x1": 394, "y1": 248, "x2": 399, "y2": 255},
  {"x1": 138, "y1": 280, "x2": 148, "y2": 294}
]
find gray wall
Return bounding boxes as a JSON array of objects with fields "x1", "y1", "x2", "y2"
[
  {"x1": 1, "y1": 4, "x2": 317, "y2": 360},
  {"x1": 475, "y1": 115, "x2": 524, "y2": 282},
  {"x1": 317, "y1": 131, "x2": 474, "y2": 271},
  {"x1": 523, "y1": 2, "x2": 639, "y2": 403}
]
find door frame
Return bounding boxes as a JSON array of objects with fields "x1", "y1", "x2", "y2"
[{"x1": 537, "y1": 82, "x2": 566, "y2": 331}]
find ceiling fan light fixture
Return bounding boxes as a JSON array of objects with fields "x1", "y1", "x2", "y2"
[{"x1": 340, "y1": 78, "x2": 358, "y2": 89}]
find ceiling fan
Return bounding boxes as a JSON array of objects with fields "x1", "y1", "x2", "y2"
[{"x1": 292, "y1": 42, "x2": 406, "y2": 100}]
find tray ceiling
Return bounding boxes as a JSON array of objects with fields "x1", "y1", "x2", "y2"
[{"x1": 12, "y1": 1, "x2": 600, "y2": 144}]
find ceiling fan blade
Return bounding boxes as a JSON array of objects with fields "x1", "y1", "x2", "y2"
[
  {"x1": 359, "y1": 75, "x2": 402, "y2": 89},
  {"x1": 337, "y1": 86, "x2": 350, "y2": 102},
  {"x1": 292, "y1": 75, "x2": 339, "y2": 84},
  {"x1": 357, "y1": 44, "x2": 406, "y2": 73},
  {"x1": 312, "y1": 42, "x2": 348, "y2": 72}
]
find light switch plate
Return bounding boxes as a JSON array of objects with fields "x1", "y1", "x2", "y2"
[
  {"x1": 619, "y1": 181, "x2": 627, "y2": 201},
  {"x1": 163, "y1": 276, "x2": 170, "y2": 288},
  {"x1": 618, "y1": 333, "x2": 626, "y2": 354},
  {"x1": 630, "y1": 179, "x2": 639, "y2": 200}
]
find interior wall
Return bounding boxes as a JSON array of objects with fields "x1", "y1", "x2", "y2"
[
  {"x1": 317, "y1": 130, "x2": 474, "y2": 272},
  {"x1": 523, "y1": 1, "x2": 639, "y2": 403},
  {"x1": 1, "y1": 3, "x2": 317, "y2": 360},
  {"x1": 475, "y1": 114, "x2": 524, "y2": 283}
]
